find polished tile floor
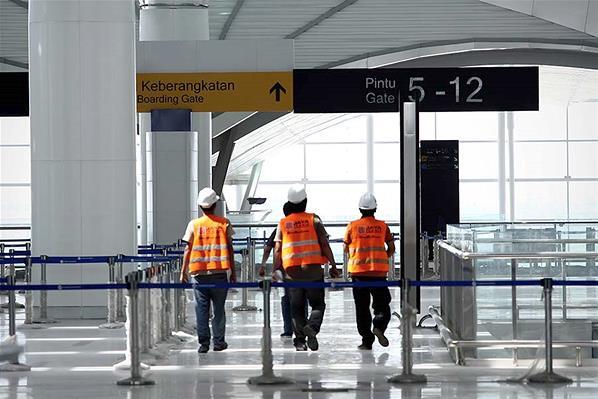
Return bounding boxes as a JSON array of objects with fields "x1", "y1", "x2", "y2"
[{"x1": 0, "y1": 287, "x2": 597, "y2": 398}]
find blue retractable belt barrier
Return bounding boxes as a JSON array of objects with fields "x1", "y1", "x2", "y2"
[
  {"x1": 0, "y1": 257, "x2": 27, "y2": 265},
  {"x1": 137, "y1": 249, "x2": 163, "y2": 255},
  {"x1": 0, "y1": 250, "x2": 31, "y2": 257},
  {"x1": 35, "y1": 256, "x2": 112, "y2": 264},
  {"x1": 122, "y1": 255, "x2": 179, "y2": 263},
  {"x1": 0, "y1": 283, "x2": 128, "y2": 291},
  {"x1": 0, "y1": 277, "x2": 7, "y2": 284}
]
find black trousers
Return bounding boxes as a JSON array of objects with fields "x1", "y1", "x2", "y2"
[
  {"x1": 352, "y1": 276, "x2": 391, "y2": 344},
  {"x1": 288, "y1": 284, "x2": 325, "y2": 346}
]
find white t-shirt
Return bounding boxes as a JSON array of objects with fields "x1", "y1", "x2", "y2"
[{"x1": 182, "y1": 219, "x2": 234, "y2": 243}]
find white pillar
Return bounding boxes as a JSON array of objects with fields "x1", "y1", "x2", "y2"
[
  {"x1": 137, "y1": 113, "x2": 151, "y2": 245},
  {"x1": 507, "y1": 112, "x2": 515, "y2": 221},
  {"x1": 29, "y1": 0, "x2": 137, "y2": 317},
  {"x1": 139, "y1": 2, "x2": 211, "y2": 243},
  {"x1": 498, "y1": 112, "x2": 506, "y2": 221},
  {"x1": 366, "y1": 115, "x2": 375, "y2": 194}
]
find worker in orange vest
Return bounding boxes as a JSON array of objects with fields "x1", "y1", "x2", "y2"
[
  {"x1": 274, "y1": 185, "x2": 339, "y2": 351},
  {"x1": 180, "y1": 187, "x2": 236, "y2": 353},
  {"x1": 344, "y1": 193, "x2": 395, "y2": 350}
]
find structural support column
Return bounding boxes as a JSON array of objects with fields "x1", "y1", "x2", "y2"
[
  {"x1": 498, "y1": 112, "x2": 506, "y2": 221},
  {"x1": 139, "y1": 1, "x2": 210, "y2": 240},
  {"x1": 29, "y1": 0, "x2": 137, "y2": 317},
  {"x1": 366, "y1": 114, "x2": 375, "y2": 194},
  {"x1": 507, "y1": 112, "x2": 515, "y2": 221}
]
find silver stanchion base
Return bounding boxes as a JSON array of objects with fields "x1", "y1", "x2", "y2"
[
  {"x1": 0, "y1": 302, "x2": 25, "y2": 309},
  {"x1": 0, "y1": 362, "x2": 31, "y2": 372},
  {"x1": 99, "y1": 322, "x2": 124, "y2": 330},
  {"x1": 248, "y1": 374, "x2": 294, "y2": 385},
  {"x1": 527, "y1": 371, "x2": 573, "y2": 384},
  {"x1": 387, "y1": 373, "x2": 428, "y2": 384},
  {"x1": 32, "y1": 318, "x2": 58, "y2": 324},
  {"x1": 116, "y1": 377, "x2": 155, "y2": 386},
  {"x1": 232, "y1": 305, "x2": 258, "y2": 312},
  {"x1": 17, "y1": 323, "x2": 47, "y2": 330}
]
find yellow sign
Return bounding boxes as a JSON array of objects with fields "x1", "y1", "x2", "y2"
[{"x1": 136, "y1": 71, "x2": 293, "y2": 112}]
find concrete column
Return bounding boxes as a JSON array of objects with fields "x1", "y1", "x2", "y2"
[
  {"x1": 498, "y1": 112, "x2": 506, "y2": 221},
  {"x1": 29, "y1": 0, "x2": 137, "y2": 317},
  {"x1": 137, "y1": 113, "x2": 151, "y2": 245},
  {"x1": 507, "y1": 112, "x2": 515, "y2": 221},
  {"x1": 139, "y1": 2, "x2": 210, "y2": 243},
  {"x1": 366, "y1": 115, "x2": 375, "y2": 194}
]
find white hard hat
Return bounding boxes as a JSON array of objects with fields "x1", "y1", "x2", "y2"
[
  {"x1": 287, "y1": 184, "x2": 307, "y2": 204},
  {"x1": 197, "y1": 187, "x2": 219, "y2": 208},
  {"x1": 358, "y1": 192, "x2": 377, "y2": 210}
]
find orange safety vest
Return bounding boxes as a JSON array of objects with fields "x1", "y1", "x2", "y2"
[
  {"x1": 189, "y1": 215, "x2": 231, "y2": 273},
  {"x1": 279, "y1": 212, "x2": 327, "y2": 270},
  {"x1": 346, "y1": 217, "x2": 389, "y2": 276}
]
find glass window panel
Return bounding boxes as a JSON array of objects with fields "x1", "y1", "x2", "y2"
[
  {"x1": 222, "y1": 184, "x2": 247, "y2": 211},
  {"x1": 305, "y1": 143, "x2": 366, "y2": 180},
  {"x1": 260, "y1": 144, "x2": 304, "y2": 181},
  {"x1": 436, "y1": 112, "x2": 498, "y2": 141},
  {"x1": 459, "y1": 142, "x2": 498, "y2": 179},
  {"x1": 514, "y1": 142, "x2": 566, "y2": 178},
  {"x1": 569, "y1": 181, "x2": 598, "y2": 219},
  {"x1": 373, "y1": 113, "x2": 401, "y2": 142},
  {"x1": 373, "y1": 182, "x2": 400, "y2": 222},
  {"x1": 513, "y1": 105, "x2": 566, "y2": 140},
  {"x1": 514, "y1": 182, "x2": 567, "y2": 220},
  {"x1": 374, "y1": 143, "x2": 400, "y2": 180},
  {"x1": 0, "y1": 146, "x2": 30, "y2": 184},
  {"x1": 0, "y1": 186, "x2": 31, "y2": 225},
  {"x1": 569, "y1": 102, "x2": 598, "y2": 140},
  {"x1": 306, "y1": 183, "x2": 363, "y2": 221},
  {"x1": 0, "y1": 117, "x2": 30, "y2": 145},
  {"x1": 304, "y1": 115, "x2": 365, "y2": 143},
  {"x1": 569, "y1": 142, "x2": 598, "y2": 178},
  {"x1": 460, "y1": 182, "x2": 499, "y2": 221}
]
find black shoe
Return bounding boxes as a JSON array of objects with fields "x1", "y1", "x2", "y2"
[
  {"x1": 373, "y1": 328, "x2": 389, "y2": 347},
  {"x1": 294, "y1": 343, "x2": 307, "y2": 351},
  {"x1": 280, "y1": 333, "x2": 293, "y2": 340},
  {"x1": 213, "y1": 343, "x2": 228, "y2": 352},
  {"x1": 303, "y1": 326, "x2": 319, "y2": 351},
  {"x1": 197, "y1": 345, "x2": 209, "y2": 353},
  {"x1": 358, "y1": 343, "x2": 373, "y2": 350}
]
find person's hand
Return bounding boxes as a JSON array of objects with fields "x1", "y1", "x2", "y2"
[
  {"x1": 258, "y1": 266, "x2": 265, "y2": 277},
  {"x1": 179, "y1": 273, "x2": 188, "y2": 284},
  {"x1": 271, "y1": 270, "x2": 283, "y2": 282},
  {"x1": 229, "y1": 274, "x2": 237, "y2": 283},
  {"x1": 329, "y1": 266, "x2": 340, "y2": 279}
]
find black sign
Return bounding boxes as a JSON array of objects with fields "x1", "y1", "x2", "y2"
[
  {"x1": 294, "y1": 67, "x2": 538, "y2": 113},
  {"x1": 0, "y1": 72, "x2": 29, "y2": 117}
]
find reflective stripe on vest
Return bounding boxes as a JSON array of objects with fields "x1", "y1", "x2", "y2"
[
  {"x1": 189, "y1": 215, "x2": 231, "y2": 273},
  {"x1": 347, "y1": 217, "x2": 389, "y2": 275},
  {"x1": 280, "y1": 212, "x2": 327, "y2": 269}
]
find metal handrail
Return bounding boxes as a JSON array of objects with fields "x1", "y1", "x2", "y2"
[{"x1": 437, "y1": 240, "x2": 598, "y2": 260}]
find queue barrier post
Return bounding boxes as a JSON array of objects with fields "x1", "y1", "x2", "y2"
[
  {"x1": 0, "y1": 243, "x2": 5, "y2": 294},
  {"x1": 0, "y1": 254, "x2": 31, "y2": 372},
  {"x1": 23, "y1": 251, "x2": 33, "y2": 324},
  {"x1": 116, "y1": 254, "x2": 125, "y2": 321},
  {"x1": 526, "y1": 278, "x2": 573, "y2": 384},
  {"x1": 388, "y1": 279, "x2": 427, "y2": 384},
  {"x1": 100, "y1": 257, "x2": 123, "y2": 329},
  {"x1": 233, "y1": 248, "x2": 258, "y2": 312},
  {"x1": 117, "y1": 272, "x2": 154, "y2": 386},
  {"x1": 248, "y1": 279, "x2": 293, "y2": 386},
  {"x1": 34, "y1": 255, "x2": 56, "y2": 324}
]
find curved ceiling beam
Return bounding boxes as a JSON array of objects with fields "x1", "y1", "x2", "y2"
[
  {"x1": 319, "y1": 38, "x2": 598, "y2": 69},
  {"x1": 0, "y1": 57, "x2": 27, "y2": 69},
  {"x1": 7, "y1": 0, "x2": 27, "y2": 9},
  {"x1": 285, "y1": 0, "x2": 358, "y2": 39},
  {"x1": 218, "y1": 0, "x2": 245, "y2": 40}
]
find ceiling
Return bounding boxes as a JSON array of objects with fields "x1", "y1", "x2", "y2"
[{"x1": 3, "y1": 0, "x2": 598, "y2": 179}]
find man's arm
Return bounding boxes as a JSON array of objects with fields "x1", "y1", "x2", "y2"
[
  {"x1": 386, "y1": 227, "x2": 396, "y2": 257},
  {"x1": 316, "y1": 223, "x2": 338, "y2": 277},
  {"x1": 227, "y1": 225, "x2": 236, "y2": 283},
  {"x1": 273, "y1": 241, "x2": 283, "y2": 272},
  {"x1": 180, "y1": 238, "x2": 192, "y2": 283},
  {"x1": 258, "y1": 245, "x2": 273, "y2": 276}
]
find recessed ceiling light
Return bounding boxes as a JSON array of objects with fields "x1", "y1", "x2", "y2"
[{"x1": 219, "y1": 11, "x2": 231, "y2": 15}]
